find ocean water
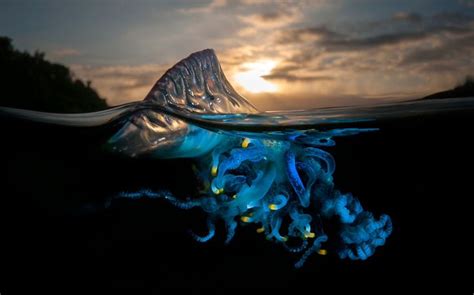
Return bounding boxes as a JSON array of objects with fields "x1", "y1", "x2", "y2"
[{"x1": 0, "y1": 49, "x2": 472, "y2": 292}]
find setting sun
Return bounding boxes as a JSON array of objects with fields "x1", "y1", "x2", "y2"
[{"x1": 233, "y1": 60, "x2": 278, "y2": 93}]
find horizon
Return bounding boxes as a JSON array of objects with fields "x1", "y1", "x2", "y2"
[{"x1": 1, "y1": 0, "x2": 474, "y2": 110}]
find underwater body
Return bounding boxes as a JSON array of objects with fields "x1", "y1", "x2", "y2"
[{"x1": 1, "y1": 49, "x2": 474, "y2": 290}]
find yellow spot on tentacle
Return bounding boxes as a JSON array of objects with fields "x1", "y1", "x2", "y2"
[
  {"x1": 211, "y1": 166, "x2": 218, "y2": 176},
  {"x1": 281, "y1": 236, "x2": 288, "y2": 242},
  {"x1": 241, "y1": 216, "x2": 251, "y2": 223},
  {"x1": 212, "y1": 186, "x2": 223, "y2": 195},
  {"x1": 232, "y1": 194, "x2": 237, "y2": 199},
  {"x1": 305, "y1": 232, "x2": 316, "y2": 239},
  {"x1": 268, "y1": 204, "x2": 278, "y2": 210},
  {"x1": 318, "y1": 249, "x2": 327, "y2": 255},
  {"x1": 256, "y1": 227, "x2": 265, "y2": 233},
  {"x1": 241, "y1": 138, "x2": 250, "y2": 148}
]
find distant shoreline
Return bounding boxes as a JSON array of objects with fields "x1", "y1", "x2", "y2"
[{"x1": 420, "y1": 78, "x2": 474, "y2": 100}]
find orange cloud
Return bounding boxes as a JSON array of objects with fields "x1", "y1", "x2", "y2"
[
  {"x1": 50, "y1": 48, "x2": 81, "y2": 58},
  {"x1": 177, "y1": 0, "x2": 227, "y2": 14},
  {"x1": 238, "y1": 8, "x2": 302, "y2": 28},
  {"x1": 71, "y1": 64, "x2": 169, "y2": 106}
]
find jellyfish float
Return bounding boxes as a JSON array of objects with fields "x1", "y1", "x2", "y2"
[{"x1": 0, "y1": 49, "x2": 392, "y2": 268}]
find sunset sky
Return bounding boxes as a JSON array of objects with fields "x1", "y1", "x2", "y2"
[{"x1": 1, "y1": 0, "x2": 474, "y2": 110}]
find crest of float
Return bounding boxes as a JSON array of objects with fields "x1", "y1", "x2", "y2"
[
  {"x1": 144, "y1": 49, "x2": 258, "y2": 114},
  {"x1": 115, "y1": 49, "x2": 393, "y2": 268},
  {"x1": 108, "y1": 49, "x2": 259, "y2": 157}
]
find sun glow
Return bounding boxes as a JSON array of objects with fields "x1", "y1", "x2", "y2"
[{"x1": 234, "y1": 60, "x2": 278, "y2": 93}]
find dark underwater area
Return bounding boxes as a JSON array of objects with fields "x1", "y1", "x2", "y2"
[{"x1": 0, "y1": 105, "x2": 472, "y2": 294}]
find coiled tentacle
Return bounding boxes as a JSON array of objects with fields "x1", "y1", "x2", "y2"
[
  {"x1": 295, "y1": 234, "x2": 328, "y2": 269},
  {"x1": 283, "y1": 239, "x2": 309, "y2": 253},
  {"x1": 304, "y1": 147, "x2": 336, "y2": 175},
  {"x1": 338, "y1": 213, "x2": 392, "y2": 260},
  {"x1": 189, "y1": 218, "x2": 216, "y2": 243}
]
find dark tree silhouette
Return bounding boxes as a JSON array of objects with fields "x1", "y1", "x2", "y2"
[{"x1": 0, "y1": 36, "x2": 108, "y2": 113}]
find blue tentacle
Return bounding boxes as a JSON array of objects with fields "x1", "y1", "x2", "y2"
[
  {"x1": 304, "y1": 147, "x2": 336, "y2": 175},
  {"x1": 294, "y1": 234, "x2": 328, "y2": 268},
  {"x1": 338, "y1": 213, "x2": 392, "y2": 260},
  {"x1": 117, "y1": 189, "x2": 200, "y2": 210},
  {"x1": 189, "y1": 218, "x2": 216, "y2": 243},
  {"x1": 285, "y1": 149, "x2": 307, "y2": 206}
]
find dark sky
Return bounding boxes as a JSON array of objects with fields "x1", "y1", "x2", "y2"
[{"x1": 1, "y1": 0, "x2": 473, "y2": 110}]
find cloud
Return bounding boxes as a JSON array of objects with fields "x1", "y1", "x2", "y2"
[
  {"x1": 239, "y1": 8, "x2": 302, "y2": 28},
  {"x1": 401, "y1": 36, "x2": 471, "y2": 64},
  {"x1": 71, "y1": 64, "x2": 169, "y2": 106},
  {"x1": 239, "y1": 0, "x2": 320, "y2": 6},
  {"x1": 254, "y1": 10, "x2": 474, "y2": 106},
  {"x1": 239, "y1": 0, "x2": 272, "y2": 4},
  {"x1": 50, "y1": 48, "x2": 81, "y2": 58},
  {"x1": 278, "y1": 27, "x2": 438, "y2": 53},
  {"x1": 460, "y1": 0, "x2": 474, "y2": 7},
  {"x1": 323, "y1": 31, "x2": 431, "y2": 51},
  {"x1": 392, "y1": 12, "x2": 423, "y2": 23},
  {"x1": 262, "y1": 73, "x2": 333, "y2": 82},
  {"x1": 275, "y1": 12, "x2": 474, "y2": 60},
  {"x1": 275, "y1": 26, "x2": 342, "y2": 44},
  {"x1": 431, "y1": 11, "x2": 474, "y2": 26},
  {"x1": 237, "y1": 27, "x2": 258, "y2": 37},
  {"x1": 177, "y1": 0, "x2": 227, "y2": 14},
  {"x1": 276, "y1": 11, "x2": 473, "y2": 53},
  {"x1": 234, "y1": 1, "x2": 333, "y2": 38}
]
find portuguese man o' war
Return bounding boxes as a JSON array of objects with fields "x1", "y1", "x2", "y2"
[
  {"x1": 109, "y1": 49, "x2": 393, "y2": 268},
  {"x1": 0, "y1": 49, "x2": 396, "y2": 268}
]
